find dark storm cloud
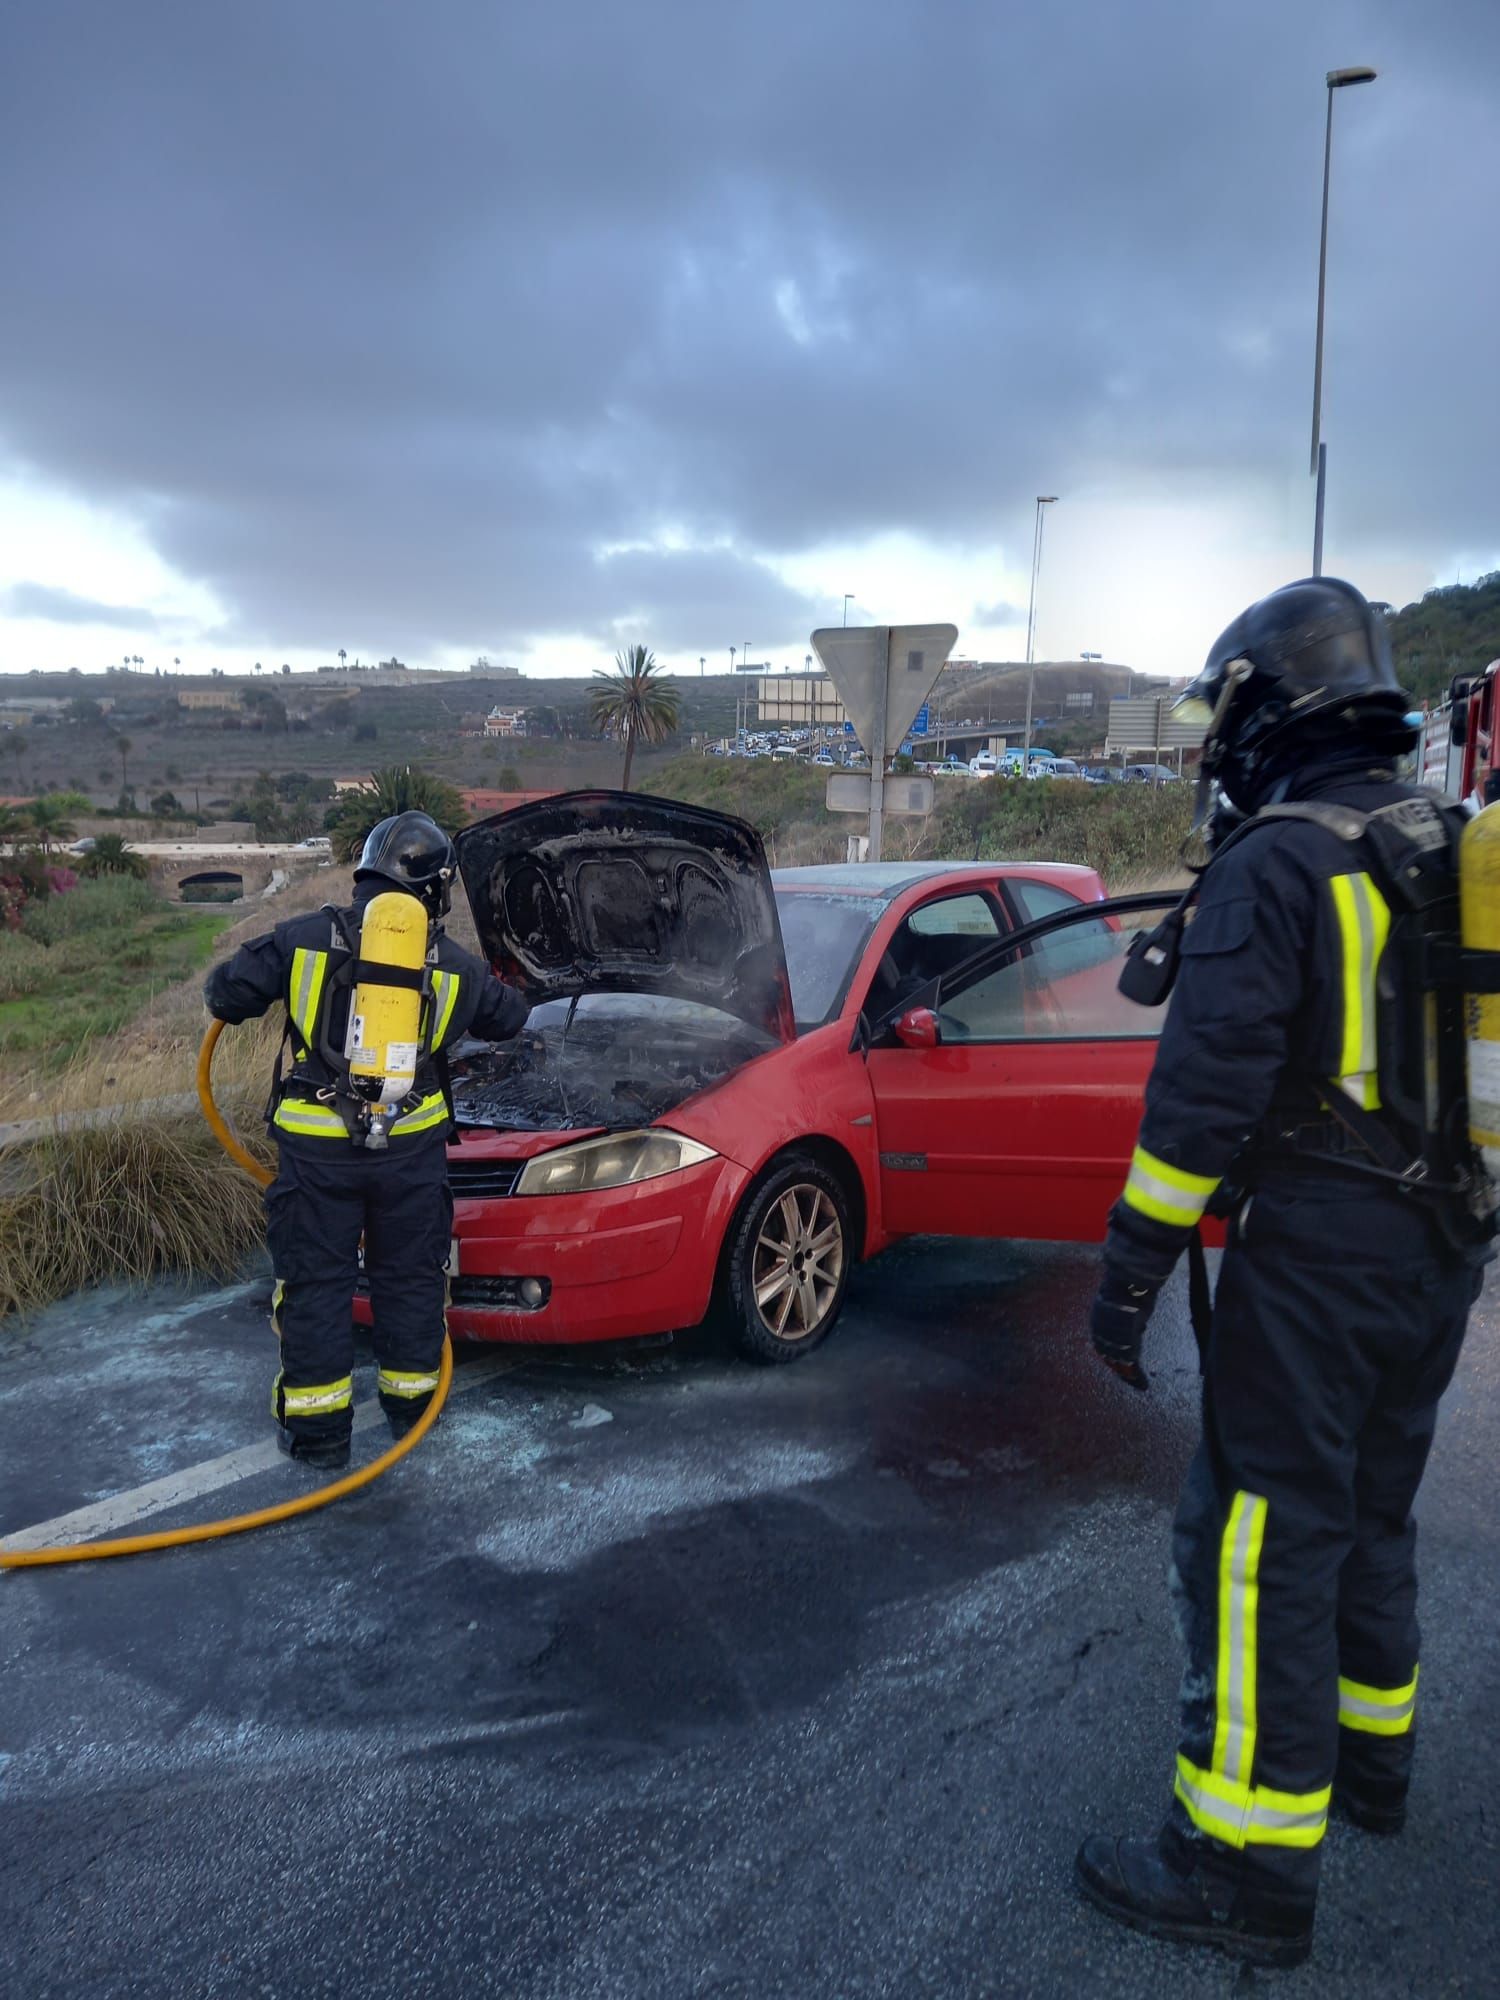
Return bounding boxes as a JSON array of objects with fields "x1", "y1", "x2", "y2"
[
  {"x1": 0, "y1": 581, "x2": 160, "y2": 630},
  {"x1": 0, "y1": 0, "x2": 1496, "y2": 660}
]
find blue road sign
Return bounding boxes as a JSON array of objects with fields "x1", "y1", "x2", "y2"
[
  {"x1": 842, "y1": 720, "x2": 855, "y2": 736},
  {"x1": 913, "y1": 704, "x2": 930, "y2": 737}
]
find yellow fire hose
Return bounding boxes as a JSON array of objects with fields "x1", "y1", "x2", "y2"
[{"x1": 0, "y1": 1019, "x2": 453, "y2": 1569}]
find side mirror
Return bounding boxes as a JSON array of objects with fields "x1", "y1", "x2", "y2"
[{"x1": 893, "y1": 1006, "x2": 941, "y2": 1049}]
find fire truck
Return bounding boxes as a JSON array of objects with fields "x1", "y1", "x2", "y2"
[{"x1": 1417, "y1": 659, "x2": 1500, "y2": 805}]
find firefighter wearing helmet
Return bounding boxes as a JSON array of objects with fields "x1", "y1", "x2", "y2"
[
  {"x1": 204, "y1": 812, "x2": 528, "y2": 1467},
  {"x1": 1076, "y1": 580, "x2": 1494, "y2": 1967}
]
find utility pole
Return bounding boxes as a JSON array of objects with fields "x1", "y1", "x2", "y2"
[
  {"x1": 1310, "y1": 66, "x2": 1377, "y2": 575},
  {"x1": 1022, "y1": 496, "x2": 1058, "y2": 759}
]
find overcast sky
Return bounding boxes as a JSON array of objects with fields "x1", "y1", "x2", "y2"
[{"x1": 1, "y1": 0, "x2": 1497, "y2": 682}]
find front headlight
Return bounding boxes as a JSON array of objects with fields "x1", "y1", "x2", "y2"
[{"x1": 515, "y1": 1129, "x2": 718, "y2": 1197}]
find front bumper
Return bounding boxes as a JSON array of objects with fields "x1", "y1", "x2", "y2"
[{"x1": 354, "y1": 1153, "x2": 750, "y2": 1344}]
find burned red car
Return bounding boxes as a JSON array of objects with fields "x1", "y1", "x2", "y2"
[{"x1": 420, "y1": 791, "x2": 1176, "y2": 1361}]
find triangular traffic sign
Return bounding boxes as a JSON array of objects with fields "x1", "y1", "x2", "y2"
[{"x1": 810, "y1": 625, "x2": 957, "y2": 759}]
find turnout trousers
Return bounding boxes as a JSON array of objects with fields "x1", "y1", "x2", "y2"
[
  {"x1": 1164, "y1": 1170, "x2": 1481, "y2": 1903},
  {"x1": 263, "y1": 1136, "x2": 453, "y2": 1447}
]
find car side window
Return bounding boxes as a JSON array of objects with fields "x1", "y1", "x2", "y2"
[
  {"x1": 865, "y1": 892, "x2": 1000, "y2": 1018},
  {"x1": 935, "y1": 904, "x2": 1171, "y2": 1043},
  {"x1": 1006, "y1": 879, "x2": 1116, "y2": 977}
]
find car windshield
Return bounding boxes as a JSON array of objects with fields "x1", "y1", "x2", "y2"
[{"x1": 775, "y1": 890, "x2": 885, "y2": 1029}]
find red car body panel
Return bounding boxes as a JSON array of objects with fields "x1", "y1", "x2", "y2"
[{"x1": 413, "y1": 860, "x2": 1183, "y2": 1345}]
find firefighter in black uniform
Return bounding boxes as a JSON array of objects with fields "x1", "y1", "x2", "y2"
[
  {"x1": 204, "y1": 812, "x2": 528, "y2": 1468},
  {"x1": 1075, "y1": 580, "x2": 1493, "y2": 1967}
]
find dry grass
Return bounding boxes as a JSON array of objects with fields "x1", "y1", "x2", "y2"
[
  {"x1": 0, "y1": 873, "x2": 339, "y2": 1317},
  {"x1": 0, "y1": 1112, "x2": 274, "y2": 1318},
  {"x1": 0, "y1": 864, "x2": 356, "y2": 1123},
  {"x1": 0, "y1": 860, "x2": 489, "y2": 1318}
]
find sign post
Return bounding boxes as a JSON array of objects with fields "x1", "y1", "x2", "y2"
[{"x1": 810, "y1": 623, "x2": 956, "y2": 860}]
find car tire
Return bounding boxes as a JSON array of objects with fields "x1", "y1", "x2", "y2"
[{"x1": 716, "y1": 1151, "x2": 853, "y2": 1365}]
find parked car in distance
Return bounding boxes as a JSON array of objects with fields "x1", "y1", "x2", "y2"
[
  {"x1": 389, "y1": 792, "x2": 1183, "y2": 1365},
  {"x1": 296, "y1": 835, "x2": 333, "y2": 849},
  {"x1": 969, "y1": 750, "x2": 999, "y2": 775},
  {"x1": 1123, "y1": 763, "x2": 1180, "y2": 784},
  {"x1": 1027, "y1": 757, "x2": 1084, "y2": 780}
]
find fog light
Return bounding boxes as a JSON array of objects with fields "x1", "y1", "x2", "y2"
[{"x1": 518, "y1": 1278, "x2": 546, "y2": 1309}]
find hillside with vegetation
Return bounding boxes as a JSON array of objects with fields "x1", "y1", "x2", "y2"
[
  {"x1": 643, "y1": 755, "x2": 1194, "y2": 887},
  {"x1": 1388, "y1": 571, "x2": 1500, "y2": 708}
]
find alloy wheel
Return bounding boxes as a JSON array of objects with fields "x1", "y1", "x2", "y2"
[{"x1": 751, "y1": 1184, "x2": 844, "y2": 1342}]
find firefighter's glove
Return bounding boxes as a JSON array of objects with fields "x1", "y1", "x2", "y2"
[{"x1": 1088, "y1": 1269, "x2": 1160, "y2": 1393}]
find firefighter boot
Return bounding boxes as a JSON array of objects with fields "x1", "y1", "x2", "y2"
[
  {"x1": 380, "y1": 1389, "x2": 436, "y2": 1442},
  {"x1": 1075, "y1": 1832, "x2": 1314, "y2": 1969},
  {"x1": 276, "y1": 1414, "x2": 352, "y2": 1471}
]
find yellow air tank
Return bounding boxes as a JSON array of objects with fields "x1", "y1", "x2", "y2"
[
  {"x1": 1460, "y1": 801, "x2": 1500, "y2": 1179},
  {"x1": 346, "y1": 890, "x2": 428, "y2": 1143}
]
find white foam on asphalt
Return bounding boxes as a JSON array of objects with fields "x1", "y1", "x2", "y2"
[
  {"x1": 0, "y1": 1355, "x2": 522, "y2": 1557},
  {"x1": 473, "y1": 1436, "x2": 857, "y2": 1573}
]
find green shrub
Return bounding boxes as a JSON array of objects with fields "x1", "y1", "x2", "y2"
[
  {"x1": 0, "y1": 933, "x2": 52, "y2": 1001},
  {"x1": 20, "y1": 874, "x2": 158, "y2": 944}
]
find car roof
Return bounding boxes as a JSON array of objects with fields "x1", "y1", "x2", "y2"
[{"x1": 771, "y1": 859, "x2": 1100, "y2": 902}]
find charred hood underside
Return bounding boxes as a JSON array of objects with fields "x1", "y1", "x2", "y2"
[{"x1": 455, "y1": 791, "x2": 795, "y2": 1044}]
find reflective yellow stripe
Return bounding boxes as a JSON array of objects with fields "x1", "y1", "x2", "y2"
[
  {"x1": 274, "y1": 1089, "x2": 447, "y2": 1139},
  {"x1": 282, "y1": 1376, "x2": 353, "y2": 1414},
  {"x1": 1174, "y1": 1755, "x2": 1329, "y2": 1850},
  {"x1": 1121, "y1": 1144, "x2": 1221, "y2": 1228},
  {"x1": 273, "y1": 1099, "x2": 349, "y2": 1138},
  {"x1": 377, "y1": 1367, "x2": 440, "y2": 1399},
  {"x1": 1338, "y1": 1668, "x2": 1418, "y2": 1736},
  {"x1": 389, "y1": 1091, "x2": 449, "y2": 1137},
  {"x1": 270, "y1": 1279, "x2": 286, "y2": 1340},
  {"x1": 1329, "y1": 872, "x2": 1391, "y2": 1110},
  {"x1": 288, "y1": 947, "x2": 330, "y2": 1048},
  {"x1": 429, "y1": 969, "x2": 461, "y2": 1049},
  {"x1": 1212, "y1": 1490, "x2": 1268, "y2": 1786}
]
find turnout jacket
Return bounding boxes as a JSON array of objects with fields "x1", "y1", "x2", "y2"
[
  {"x1": 204, "y1": 885, "x2": 528, "y2": 1147},
  {"x1": 1106, "y1": 764, "x2": 1461, "y2": 1286}
]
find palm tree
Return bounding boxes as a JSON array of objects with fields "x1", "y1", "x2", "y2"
[
  {"x1": 587, "y1": 645, "x2": 681, "y2": 791},
  {"x1": 338, "y1": 648, "x2": 347, "y2": 670},
  {"x1": 79, "y1": 833, "x2": 149, "y2": 880},
  {"x1": 115, "y1": 733, "x2": 133, "y2": 793},
  {"x1": 328, "y1": 765, "x2": 467, "y2": 863},
  {"x1": 23, "y1": 796, "x2": 77, "y2": 852}
]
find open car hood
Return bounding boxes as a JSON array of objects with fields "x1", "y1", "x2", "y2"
[{"x1": 455, "y1": 790, "x2": 796, "y2": 1045}]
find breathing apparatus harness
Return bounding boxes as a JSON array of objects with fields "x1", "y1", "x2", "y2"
[
  {"x1": 268, "y1": 897, "x2": 461, "y2": 1150},
  {"x1": 1119, "y1": 789, "x2": 1500, "y2": 1244}
]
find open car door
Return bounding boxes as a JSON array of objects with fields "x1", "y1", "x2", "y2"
[{"x1": 863, "y1": 891, "x2": 1185, "y2": 1243}]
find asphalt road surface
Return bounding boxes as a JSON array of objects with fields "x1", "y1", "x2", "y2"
[{"x1": 3, "y1": 1240, "x2": 1497, "y2": 1999}]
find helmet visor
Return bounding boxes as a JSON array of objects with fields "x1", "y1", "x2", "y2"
[{"x1": 1170, "y1": 691, "x2": 1216, "y2": 732}]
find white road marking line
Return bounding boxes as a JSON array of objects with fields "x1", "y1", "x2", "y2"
[{"x1": 1, "y1": 1355, "x2": 523, "y2": 1556}]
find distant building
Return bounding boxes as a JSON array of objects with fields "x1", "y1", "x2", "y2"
[
  {"x1": 757, "y1": 674, "x2": 847, "y2": 729},
  {"x1": 470, "y1": 657, "x2": 521, "y2": 678},
  {"x1": 179, "y1": 688, "x2": 244, "y2": 712},
  {"x1": 483, "y1": 706, "x2": 527, "y2": 738},
  {"x1": 332, "y1": 774, "x2": 377, "y2": 796}
]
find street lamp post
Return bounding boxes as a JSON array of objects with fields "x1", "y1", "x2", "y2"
[
  {"x1": 1310, "y1": 65, "x2": 1377, "y2": 577},
  {"x1": 1022, "y1": 496, "x2": 1059, "y2": 759},
  {"x1": 842, "y1": 594, "x2": 853, "y2": 627}
]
